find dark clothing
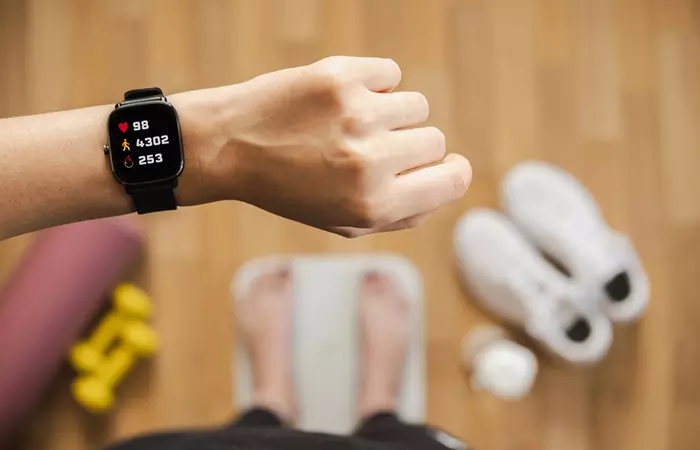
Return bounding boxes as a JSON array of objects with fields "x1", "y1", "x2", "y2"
[{"x1": 106, "y1": 408, "x2": 470, "y2": 450}]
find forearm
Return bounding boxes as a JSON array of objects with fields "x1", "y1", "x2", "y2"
[
  {"x1": 0, "y1": 88, "x2": 234, "y2": 240},
  {"x1": 0, "y1": 105, "x2": 133, "y2": 239},
  {"x1": 0, "y1": 56, "x2": 473, "y2": 240}
]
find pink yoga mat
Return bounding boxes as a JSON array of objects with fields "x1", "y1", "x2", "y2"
[{"x1": 0, "y1": 217, "x2": 145, "y2": 444}]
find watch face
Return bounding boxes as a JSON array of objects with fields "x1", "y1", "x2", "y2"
[{"x1": 107, "y1": 102, "x2": 184, "y2": 185}]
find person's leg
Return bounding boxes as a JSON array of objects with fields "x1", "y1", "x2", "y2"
[
  {"x1": 227, "y1": 265, "x2": 297, "y2": 429},
  {"x1": 353, "y1": 272, "x2": 470, "y2": 450}
]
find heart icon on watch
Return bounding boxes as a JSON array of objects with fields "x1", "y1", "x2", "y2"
[{"x1": 118, "y1": 122, "x2": 128, "y2": 133}]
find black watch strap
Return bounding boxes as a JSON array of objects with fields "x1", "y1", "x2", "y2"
[
  {"x1": 127, "y1": 181, "x2": 178, "y2": 214},
  {"x1": 123, "y1": 87, "x2": 164, "y2": 103},
  {"x1": 120, "y1": 87, "x2": 178, "y2": 215}
]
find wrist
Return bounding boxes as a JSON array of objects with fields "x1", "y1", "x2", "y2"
[{"x1": 170, "y1": 85, "x2": 250, "y2": 207}]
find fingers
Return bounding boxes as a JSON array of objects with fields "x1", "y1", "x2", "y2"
[
  {"x1": 314, "y1": 57, "x2": 429, "y2": 131},
  {"x1": 346, "y1": 57, "x2": 402, "y2": 92},
  {"x1": 367, "y1": 91, "x2": 429, "y2": 130},
  {"x1": 366, "y1": 127, "x2": 445, "y2": 174},
  {"x1": 385, "y1": 153, "x2": 472, "y2": 221},
  {"x1": 331, "y1": 154, "x2": 471, "y2": 235},
  {"x1": 315, "y1": 56, "x2": 402, "y2": 92}
]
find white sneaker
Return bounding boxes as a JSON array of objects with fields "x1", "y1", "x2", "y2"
[
  {"x1": 501, "y1": 161, "x2": 649, "y2": 323},
  {"x1": 453, "y1": 209, "x2": 613, "y2": 365}
]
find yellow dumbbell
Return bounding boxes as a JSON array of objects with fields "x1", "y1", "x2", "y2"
[
  {"x1": 72, "y1": 320, "x2": 158, "y2": 413},
  {"x1": 70, "y1": 283, "x2": 153, "y2": 373}
]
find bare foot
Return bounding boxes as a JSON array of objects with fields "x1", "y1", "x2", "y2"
[
  {"x1": 357, "y1": 271, "x2": 411, "y2": 420},
  {"x1": 236, "y1": 265, "x2": 296, "y2": 424}
]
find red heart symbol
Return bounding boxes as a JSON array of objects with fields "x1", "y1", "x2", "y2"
[{"x1": 118, "y1": 122, "x2": 128, "y2": 133}]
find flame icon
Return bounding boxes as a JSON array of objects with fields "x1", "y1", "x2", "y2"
[{"x1": 124, "y1": 155, "x2": 134, "y2": 168}]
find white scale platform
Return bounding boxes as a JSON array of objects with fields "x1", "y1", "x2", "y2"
[{"x1": 231, "y1": 254, "x2": 425, "y2": 434}]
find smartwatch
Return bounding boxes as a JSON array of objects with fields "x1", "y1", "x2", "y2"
[{"x1": 105, "y1": 88, "x2": 184, "y2": 214}]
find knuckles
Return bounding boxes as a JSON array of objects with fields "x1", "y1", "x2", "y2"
[
  {"x1": 308, "y1": 57, "x2": 354, "y2": 99},
  {"x1": 325, "y1": 141, "x2": 369, "y2": 174},
  {"x1": 307, "y1": 57, "x2": 446, "y2": 231},
  {"x1": 345, "y1": 196, "x2": 387, "y2": 229},
  {"x1": 309, "y1": 58, "x2": 376, "y2": 136},
  {"x1": 324, "y1": 143, "x2": 386, "y2": 228},
  {"x1": 313, "y1": 56, "x2": 349, "y2": 77},
  {"x1": 304, "y1": 71, "x2": 347, "y2": 116},
  {"x1": 340, "y1": 112, "x2": 374, "y2": 136}
]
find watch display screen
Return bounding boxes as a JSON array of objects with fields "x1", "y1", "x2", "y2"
[{"x1": 107, "y1": 102, "x2": 184, "y2": 185}]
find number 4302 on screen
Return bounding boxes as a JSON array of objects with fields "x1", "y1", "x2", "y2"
[{"x1": 136, "y1": 135, "x2": 169, "y2": 147}]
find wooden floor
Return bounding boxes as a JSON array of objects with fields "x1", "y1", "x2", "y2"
[{"x1": 1, "y1": 0, "x2": 699, "y2": 449}]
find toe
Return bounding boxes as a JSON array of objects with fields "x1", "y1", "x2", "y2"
[
  {"x1": 361, "y1": 270, "x2": 395, "y2": 294},
  {"x1": 360, "y1": 271, "x2": 409, "y2": 310},
  {"x1": 252, "y1": 265, "x2": 292, "y2": 292}
]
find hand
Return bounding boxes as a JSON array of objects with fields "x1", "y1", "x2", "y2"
[{"x1": 187, "y1": 56, "x2": 472, "y2": 237}]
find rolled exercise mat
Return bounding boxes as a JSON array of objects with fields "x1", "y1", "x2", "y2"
[{"x1": 0, "y1": 217, "x2": 145, "y2": 443}]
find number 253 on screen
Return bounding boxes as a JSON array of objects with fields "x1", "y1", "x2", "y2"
[{"x1": 138, "y1": 154, "x2": 163, "y2": 165}]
